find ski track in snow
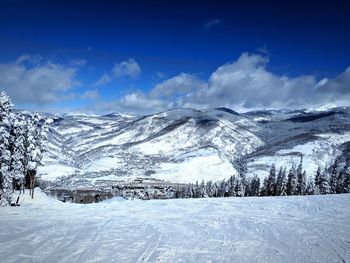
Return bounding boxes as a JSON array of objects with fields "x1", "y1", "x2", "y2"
[{"x1": 0, "y1": 191, "x2": 350, "y2": 263}]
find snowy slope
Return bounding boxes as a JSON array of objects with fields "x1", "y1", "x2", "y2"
[
  {"x1": 0, "y1": 189, "x2": 349, "y2": 262},
  {"x1": 38, "y1": 108, "x2": 263, "y2": 185},
  {"x1": 37, "y1": 107, "x2": 350, "y2": 186},
  {"x1": 244, "y1": 109, "x2": 350, "y2": 179}
]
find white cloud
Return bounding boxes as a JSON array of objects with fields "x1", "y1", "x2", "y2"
[
  {"x1": 16, "y1": 54, "x2": 43, "y2": 65},
  {"x1": 114, "y1": 52, "x2": 350, "y2": 114},
  {"x1": 112, "y1": 58, "x2": 141, "y2": 78},
  {"x1": 151, "y1": 73, "x2": 206, "y2": 97},
  {"x1": 81, "y1": 89, "x2": 99, "y2": 100},
  {"x1": 195, "y1": 52, "x2": 303, "y2": 108},
  {"x1": 195, "y1": 53, "x2": 349, "y2": 110},
  {"x1": 317, "y1": 66, "x2": 350, "y2": 95},
  {"x1": 5, "y1": 53, "x2": 349, "y2": 114},
  {"x1": 120, "y1": 91, "x2": 168, "y2": 111},
  {"x1": 203, "y1": 18, "x2": 224, "y2": 30},
  {"x1": 94, "y1": 73, "x2": 112, "y2": 86},
  {"x1": 93, "y1": 58, "x2": 141, "y2": 87},
  {"x1": 0, "y1": 55, "x2": 80, "y2": 105}
]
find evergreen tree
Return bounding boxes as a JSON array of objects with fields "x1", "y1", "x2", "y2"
[
  {"x1": 228, "y1": 175, "x2": 235, "y2": 197},
  {"x1": 276, "y1": 167, "x2": 287, "y2": 196},
  {"x1": 340, "y1": 156, "x2": 350, "y2": 193},
  {"x1": 212, "y1": 182, "x2": 219, "y2": 197},
  {"x1": 11, "y1": 115, "x2": 26, "y2": 191},
  {"x1": 260, "y1": 177, "x2": 268, "y2": 196},
  {"x1": 241, "y1": 173, "x2": 249, "y2": 197},
  {"x1": 250, "y1": 175, "x2": 260, "y2": 196},
  {"x1": 244, "y1": 177, "x2": 252, "y2": 196},
  {"x1": 342, "y1": 169, "x2": 350, "y2": 193},
  {"x1": 26, "y1": 113, "x2": 51, "y2": 198},
  {"x1": 200, "y1": 180, "x2": 207, "y2": 198},
  {"x1": 305, "y1": 176, "x2": 315, "y2": 195},
  {"x1": 287, "y1": 165, "x2": 298, "y2": 195},
  {"x1": 266, "y1": 164, "x2": 276, "y2": 196},
  {"x1": 329, "y1": 159, "x2": 338, "y2": 194},
  {"x1": 206, "y1": 180, "x2": 214, "y2": 197},
  {"x1": 0, "y1": 91, "x2": 13, "y2": 206},
  {"x1": 314, "y1": 166, "x2": 321, "y2": 195},
  {"x1": 194, "y1": 180, "x2": 200, "y2": 198},
  {"x1": 234, "y1": 176, "x2": 245, "y2": 197},
  {"x1": 296, "y1": 157, "x2": 306, "y2": 195},
  {"x1": 319, "y1": 167, "x2": 330, "y2": 195},
  {"x1": 219, "y1": 180, "x2": 226, "y2": 197}
]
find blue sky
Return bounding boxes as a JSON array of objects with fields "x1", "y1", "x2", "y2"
[{"x1": 0, "y1": 0, "x2": 350, "y2": 113}]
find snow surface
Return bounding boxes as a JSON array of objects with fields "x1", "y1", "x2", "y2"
[
  {"x1": 39, "y1": 109, "x2": 263, "y2": 184},
  {"x1": 37, "y1": 163, "x2": 79, "y2": 181},
  {"x1": 1, "y1": 190, "x2": 350, "y2": 262},
  {"x1": 37, "y1": 108, "x2": 350, "y2": 185},
  {"x1": 154, "y1": 149, "x2": 236, "y2": 183},
  {"x1": 247, "y1": 133, "x2": 348, "y2": 179}
]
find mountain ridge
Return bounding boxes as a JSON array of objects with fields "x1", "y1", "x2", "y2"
[{"x1": 37, "y1": 107, "x2": 350, "y2": 187}]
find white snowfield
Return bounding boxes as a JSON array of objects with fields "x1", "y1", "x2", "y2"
[{"x1": 1, "y1": 190, "x2": 350, "y2": 263}]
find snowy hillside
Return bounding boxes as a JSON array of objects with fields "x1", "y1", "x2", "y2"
[
  {"x1": 1, "y1": 189, "x2": 349, "y2": 262},
  {"x1": 38, "y1": 107, "x2": 350, "y2": 186}
]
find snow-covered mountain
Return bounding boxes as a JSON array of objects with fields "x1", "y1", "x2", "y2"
[{"x1": 38, "y1": 107, "x2": 350, "y2": 186}]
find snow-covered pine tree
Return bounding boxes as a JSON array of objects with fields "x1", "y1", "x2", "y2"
[
  {"x1": 206, "y1": 180, "x2": 214, "y2": 197},
  {"x1": 266, "y1": 164, "x2": 276, "y2": 196},
  {"x1": 276, "y1": 167, "x2": 287, "y2": 196},
  {"x1": 305, "y1": 176, "x2": 315, "y2": 195},
  {"x1": 296, "y1": 157, "x2": 306, "y2": 195},
  {"x1": 10, "y1": 114, "x2": 26, "y2": 193},
  {"x1": 250, "y1": 175, "x2": 260, "y2": 196},
  {"x1": 218, "y1": 180, "x2": 226, "y2": 197},
  {"x1": 339, "y1": 156, "x2": 350, "y2": 193},
  {"x1": 234, "y1": 175, "x2": 245, "y2": 197},
  {"x1": 193, "y1": 180, "x2": 198, "y2": 198},
  {"x1": 314, "y1": 166, "x2": 321, "y2": 195},
  {"x1": 244, "y1": 177, "x2": 252, "y2": 196},
  {"x1": 241, "y1": 173, "x2": 249, "y2": 197},
  {"x1": 319, "y1": 166, "x2": 330, "y2": 195},
  {"x1": 286, "y1": 165, "x2": 298, "y2": 195},
  {"x1": 212, "y1": 182, "x2": 219, "y2": 197},
  {"x1": 342, "y1": 168, "x2": 350, "y2": 193},
  {"x1": 301, "y1": 171, "x2": 307, "y2": 195},
  {"x1": 200, "y1": 180, "x2": 207, "y2": 198},
  {"x1": 227, "y1": 175, "x2": 235, "y2": 197},
  {"x1": 329, "y1": 158, "x2": 338, "y2": 194},
  {"x1": 260, "y1": 177, "x2": 268, "y2": 196},
  {"x1": 0, "y1": 91, "x2": 14, "y2": 206},
  {"x1": 26, "y1": 113, "x2": 51, "y2": 198}
]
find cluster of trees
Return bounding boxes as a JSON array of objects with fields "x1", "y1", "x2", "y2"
[
  {"x1": 171, "y1": 174, "x2": 260, "y2": 199},
  {"x1": 0, "y1": 91, "x2": 51, "y2": 206},
  {"x1": 168, "y1": 157, "x2": 350, "y2": 199},
  {"x1": 261, "y1": 157, "x2": 350, "y2": 196}
]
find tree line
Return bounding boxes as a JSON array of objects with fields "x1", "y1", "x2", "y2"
[
  {"x1": 167, "y1": 156, "x2": 350, "y2": 199},
  {"x1": 0, "y1": 91, "x2": 51, "y2": 206}
]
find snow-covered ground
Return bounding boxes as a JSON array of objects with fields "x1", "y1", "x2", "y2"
[
  {"x1": 246, "y1": 133, "x2": 350, "y2": 180},
  {"x1": 154, "y1": 149, "x2": 236, "y2": 183},
  {"x1": 1, "y1": 190, "x2": 349, "y2": 262},
  {"x1": 36, "y1": 108, "x2": 350, "y2": 186}
]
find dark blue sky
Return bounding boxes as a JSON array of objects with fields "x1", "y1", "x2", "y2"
[{"x1": 1, "y1": 0, "x2": 350, "y2": 112}]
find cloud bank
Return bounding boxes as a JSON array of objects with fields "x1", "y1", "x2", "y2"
[
  {"x1": 1, "y1": 53, "x2": 349, "y2": 114},
  {"x1": 0, "y1": 55, "x2": 80, "y2": 105},
  {"x1": 94, "y1": 58, "x2": 141, "y2": 87},
  {"x1": 112, "y1": 58, "x2": 141, "y2": 78},
  {"x1": 116, "y1": 52, "x2": 350, "y2": 114}
]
